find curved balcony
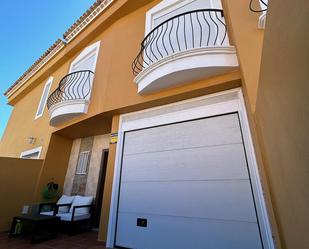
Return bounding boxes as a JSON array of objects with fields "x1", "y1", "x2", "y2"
[
  {"x1": 47, "y1": 70, "x2": 94, "y2": 126},
  {"x1": 132, "y1": 9, "x2": 239, "y2": 94}
]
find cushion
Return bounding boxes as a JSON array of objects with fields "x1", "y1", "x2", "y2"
[
  {"x1": 57, "y1": 212, "x2": 91, "y2": 221},
  {"x1": 69, "y1": 195, "x2": 93, "y2": 214},
  {"x1": 57, "y1": 195, "x2": 75, "y2": 213},
  {"x1": 40, "y1": 211, "x2": 54, "y2": 216}
]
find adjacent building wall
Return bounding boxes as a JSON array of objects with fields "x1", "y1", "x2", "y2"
[
  {"x1": 255, "y1": 1, "x2": 309, "y2": 248},
  {"x1": 0, "y1": 157, "x2": 43, "y2": 231}
]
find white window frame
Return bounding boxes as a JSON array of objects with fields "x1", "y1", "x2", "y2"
[
  {"x1": 75, "y1": 151, "x2": 91, "y2": 175},
  {"x1": 106, "y1": 88, "x2": 275, "y2": 249},
  {"x1": 35, "y1": 77, "x2": 53, "y2": 119},
  {"x1": 69, "y1": 40, "x2": 101, "y2": 73},
  {"x1": 20, "y1": 146, "x2": 42, "y2": 159},
  {"x1": 145, "y1": 0, "x2": 223, "y2": 35}
]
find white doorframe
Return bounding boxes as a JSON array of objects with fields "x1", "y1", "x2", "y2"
[{"x1": 106, "y1": 88, "x2": 275, "y2": 249}]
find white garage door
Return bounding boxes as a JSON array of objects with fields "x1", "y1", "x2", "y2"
[{"x1": 115, "y1": 113, "x2": 263, "y2": 249}]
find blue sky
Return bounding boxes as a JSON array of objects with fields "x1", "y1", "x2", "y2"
[{"x1": 0, "y1": 0, "x2": 96, "y2": 139}]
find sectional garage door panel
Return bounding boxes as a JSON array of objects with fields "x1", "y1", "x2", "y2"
[
  {"x1": 116, "y1": 113, "x2": 263, "y2": 249},
  {"x1": 118, "y1": 180, "x2": 257, "y2": 222},
  {"x1": 123, "y1": 114, "x2": 242, "y2": 155},
  {"x1": 121, "y1": 144, "x2": 249, "y2": 182},
  {"x1": 116, "y1": 213, "x2": 262, "y2": 249}
]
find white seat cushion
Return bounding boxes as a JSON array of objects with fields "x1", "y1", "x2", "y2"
[
  {"x1": 40, "y1": 211, "x2": 54, "y2": 216},
  {"x1": 57, "y1": 212, "x2": 91, "y2": 221},
  {"x1": 57, "y1": 195, "x2": 75, "y2": 213},
  {"x1": 69, "y1": 195, "x2": 93, "y2": 214}
]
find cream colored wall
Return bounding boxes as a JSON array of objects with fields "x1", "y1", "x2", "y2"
[
  {"x1": 63, "y1": 134, "x2": 110, "y2": 197},
  {"x1": 85, "y1": 134, "x2": 110, "y2": 196}
]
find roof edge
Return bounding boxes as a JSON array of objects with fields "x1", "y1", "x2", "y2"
[{"x1": 5, "y1": 0, "x2": 114, "y2": 98}]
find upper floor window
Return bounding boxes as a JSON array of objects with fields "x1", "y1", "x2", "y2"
[
  {"x1": 69, "y1": 40, "x2": 101, "y2": 73},
  {"x1": 145, "y1": 0, "x2": 223, "y2": 33},
  {"x1": 35, "y1": 77, "x2": 53, "y2": 119}
]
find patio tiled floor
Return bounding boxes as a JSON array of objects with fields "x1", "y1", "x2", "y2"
[{"x1": 0, "y1": 231, "x2": 107, "y2": 249}]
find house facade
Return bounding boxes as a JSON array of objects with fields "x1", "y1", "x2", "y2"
[{"x1": 1, "y1": 0, "x2": 308, "y2": 249}]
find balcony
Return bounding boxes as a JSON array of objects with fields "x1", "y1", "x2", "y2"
[
  {"x1": 47, "y1": 70, "x2": 94, "y2": 126},
  {"x1": 132, "y1": 9, "x2": 239, "y2": 94}
]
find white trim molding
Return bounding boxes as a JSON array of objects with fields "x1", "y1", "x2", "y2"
[
  {"x1": 35, "y1": 76, "x2": 53, "y2": 119},
  {"x1": 49, "y1": 99, "x2": 90, "y2": 126},
  {"x1": 20, "y1": 146, "x2": 43, "y2": 159},
  {"x1": 106, "y1": 88, "x2": 275, "y2": 249}
]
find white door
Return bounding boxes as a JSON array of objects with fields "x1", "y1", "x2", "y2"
[{"x1": 115, "y1": 113, "x2": 263, "y2": 249}]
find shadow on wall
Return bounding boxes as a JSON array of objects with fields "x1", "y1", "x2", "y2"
[{"x1": 0, "y1": 157, "x2": 43, "y2": 231}]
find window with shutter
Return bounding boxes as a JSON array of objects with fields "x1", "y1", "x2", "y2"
[{"x1": 75, "y1": 151, "x2": 91, "y2": 175}]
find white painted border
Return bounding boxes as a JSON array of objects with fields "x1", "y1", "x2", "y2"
[
  {"x1": 106, "y1": 88, "x2": 275, "y2": 249},
  {"x1": 35, "y1": 76, "x2": 53, "y2": 120},
  {"x1": 69, "y1": 40, "x2": 101, "y2": 73},
  {"x1": 20, "y1": 146, "x2": 43, "y2": 159}
]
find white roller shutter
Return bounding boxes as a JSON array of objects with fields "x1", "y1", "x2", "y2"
[{"x1": 115, "y1": 113, "x2": 263, "y2": 249}]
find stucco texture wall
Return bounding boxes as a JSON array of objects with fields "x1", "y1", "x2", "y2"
[
  {"x1": 255, "y1": 0, "x2": 309, "y2": 248},
  {"x1": 0, "y1": 157, "x2": 43, "y2": 231}
]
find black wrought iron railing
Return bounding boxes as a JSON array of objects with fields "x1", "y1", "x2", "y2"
[
  {"x1": 47, "y1": 70, "x2": 94, "y2": 109},
  {"x1": 249, "y1": 0, "x2": 268, "y2": 13},
  {"x1": 132, "y1": 9, "x2": 227, "y2": 76}
]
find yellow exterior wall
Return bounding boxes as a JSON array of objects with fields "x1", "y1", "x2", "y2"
[
  {"x1": 0, "y1": 0, "x2": 242, "y2": 157},
  {"x1": 34, "y1": 134, "x2": 73, "y2": 202},
  {"x1": 223, "y1": 0, "x2": 264, "y2": 112},
  {"x1": 0, "y1": 157, "x2": 43, "y2": 231}
]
